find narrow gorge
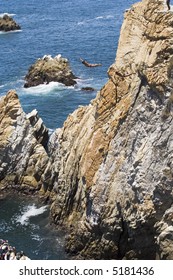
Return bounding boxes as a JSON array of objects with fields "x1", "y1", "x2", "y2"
[{"x1": 0, "y1": 0, "x2": 173, "y2": 259}]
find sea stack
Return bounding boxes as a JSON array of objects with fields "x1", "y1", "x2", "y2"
[
  {"x1": 0, "y1": 14, "x2": 21, "y2": 32},
  {"x1": 24, "y1": 55, "x2": 77, "y2": 88}
]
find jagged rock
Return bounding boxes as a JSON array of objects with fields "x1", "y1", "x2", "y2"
[
  {"x1": 0, "y1": 90, "x2": 51, "y2": 193},
  {"x1": 48, "y1": 0, "x2": 173, "y2": 259},
  {"x1": 0, "y1": 14, "x2": 21, "y2": 32},
  {"x1": 24, "y1": 55, "x2": 77, "y2": 88},
  {"x1": 26, "y1": 109, "x2": 49, "y2": 149}
]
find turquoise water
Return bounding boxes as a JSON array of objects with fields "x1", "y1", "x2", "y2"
[{"x1": 0, "y1": 0, "x2": 137, "y2": 259}]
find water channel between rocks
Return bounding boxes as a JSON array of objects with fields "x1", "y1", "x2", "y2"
[{"x1": 0, "y1": 193, "x2": 69, "y2": 260}]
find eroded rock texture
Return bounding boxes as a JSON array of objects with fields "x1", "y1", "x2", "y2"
[
  {"x1": 0, "y1": 91, "x2": 50, "y2": 193},
  {"x1": 0, "y1": 14, "x2": 21, "y2": 32},
  {"x1": 24, "y1": 55, "x2": 77, "y2": 88},
  {"x1": 49, "y1": 0, "x2": 173, "y2": 259}
]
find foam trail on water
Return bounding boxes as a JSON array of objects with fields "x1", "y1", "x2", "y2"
[
  {"x1": 77, "y1": 14, "x2": 114, "y2": 25},
  {"x1": 17, "y1": 205, "x2": 48, "y2": 225},
  {"x1": 23, "y1": 81, "x2": 66, "y2": 95},
  {"x1": 0, "y1": 30, "x2": 22, "y2": 35}
]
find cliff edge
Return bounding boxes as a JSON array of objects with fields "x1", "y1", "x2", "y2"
[{"x1": 49, "y1": 0, "x2": 173, "y2": 259}]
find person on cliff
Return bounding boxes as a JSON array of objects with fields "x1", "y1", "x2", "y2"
[{"x1": 166, "y1": 0, "x2": 171, "y2": 10}]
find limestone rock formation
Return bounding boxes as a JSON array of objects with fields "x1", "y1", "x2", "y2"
[
  {"x1": 0, "y1": 90, "x2": 51, "y2": 193},
  {"x1": 48, "y1": 0, "x2": 173, "y2": 259},
  {"x1": 1, "y1": 0, "x2": 173, "y2": 260},
  {"x1": 24, "y1": 55, "x2": 77, "y2": 88},
  {"x1": 26, "y1": 109, "x2": 49, "y2": 149},
  {"x1": 0, "y1": 14, "x2": 21, "y2": 32}
]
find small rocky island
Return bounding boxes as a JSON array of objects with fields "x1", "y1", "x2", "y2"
[
  {"x1": 24, "y1": 55, "x2": 77, "y2": 88},
  {"x1": 0, "y1": 14, "x2": 21, "y2": 32}
]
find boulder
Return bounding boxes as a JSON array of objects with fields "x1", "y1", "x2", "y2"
[
  {"x1": 24, "y1": 55, "x2": 77, "y2": 88},
  {"x1": 81, "y1": 87, "x2": 95, "y2": 92},
  {"x1": 0, "y1": 14, "x2": 21, "y2": 32}
]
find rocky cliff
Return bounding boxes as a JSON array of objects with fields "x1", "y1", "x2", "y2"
[
  {"x1": 49, "y1": 0, "x2": 173, "y2": 259},
  {"x1": 0, "y1": 0, "x2": 173, "y2": 259},
  {"x1": 0, "y1": 90, "x2": 51, "y2": 193}
]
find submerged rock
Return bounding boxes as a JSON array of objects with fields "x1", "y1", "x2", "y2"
[
  {"x1": 0, "y1": 14, "x2": 21, "y2": 32},
  {"x1": 81, "y1": 87, "x2": 95, "y2": 92},
  {"x1": 24, "y1": 55, "x2": 77, "y2": 88}
]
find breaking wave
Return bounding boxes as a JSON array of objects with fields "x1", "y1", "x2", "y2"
[
  {"x1": 17, "y1": 204, "x2": 48, "y2": 225},
  {"x1": 0, "y1": 30, "x2": 22, "y2": 35},
  {"x1": 23, "y1": 81, "x2": 68, "y2": 95}
]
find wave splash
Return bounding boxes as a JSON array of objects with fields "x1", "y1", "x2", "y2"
[
  {"x1": 17, "y1": 204, "x2": 48, "y2": 225},
  {"x1": 0, "y1": 13, "x2": 16, "y2": 18},
  {"x1": 23, "y1": 81, "x2": 68, "y2": 95}
]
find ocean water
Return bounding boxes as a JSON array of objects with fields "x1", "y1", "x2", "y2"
[
  {"x1": 0, "y1": 194, "x2": 68, "y2": 259},
  {"x1": 0, "y1": 0, "x2": 136, "y2": 129},
  {"x1": 0, "y1": 0, "x2": 137, "y2": 259}
]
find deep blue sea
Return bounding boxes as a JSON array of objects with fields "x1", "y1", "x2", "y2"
[{"x1": 0, "y1": 0, "x2": 137, "y2": 259}]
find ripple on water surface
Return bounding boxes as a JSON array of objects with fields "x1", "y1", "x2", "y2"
[{"x1": 0, "y1": 194, "x2": 68, "y2": 259}]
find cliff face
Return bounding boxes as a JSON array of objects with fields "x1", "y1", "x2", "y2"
[
  {"x1": 0, "y1": 0, "x2": 173, "y2": 260},
  {"x1": 49, "y1": 0, "x2": 173, "y2": 259},
  {"x1": 0, "y1": 90, "x2": 51, "y2": 193}
]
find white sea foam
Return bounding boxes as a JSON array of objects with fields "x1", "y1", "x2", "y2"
[
  {"x1": 0, "y1": 30, "x2": 22, "y2": 35},
  {"x1": 77, "y1": 15, "x2": 114, "y2": 25},
  {"x1": 0, "y1": 13, "x2": 16, "y2": 18},
  {"x1": 96, "y1": 16, "x2": 104, "y2": 20},
  {"x1": 31, "y1": 234, "x2": 41, "y2": 241},
  {"x1": 17, "y1": 204, "x2": 48, "y2": 225},
  {"x1": 96, "y1": 15, "x2": 114, "y2": 20},
  {"x1": 74, "y1": 77, "x2": 95, "y2": 90},
  {"x1": 23, "y1": 81, "x2": 66, "y2": 95}
]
